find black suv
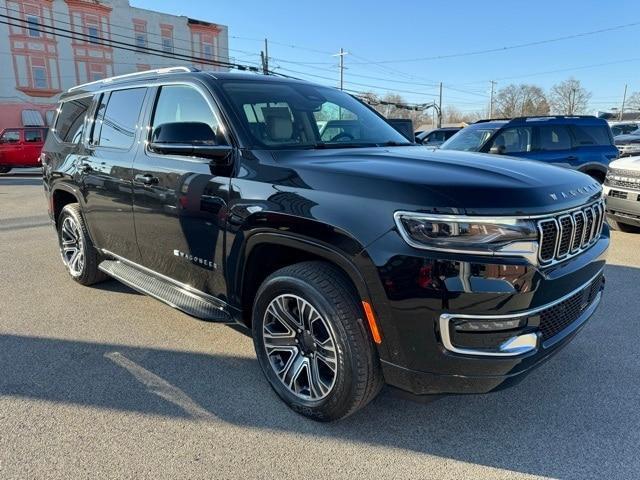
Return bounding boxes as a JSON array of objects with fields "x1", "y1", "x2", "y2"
[{"x1": 42, "y1": 67, "x2": 608, "y2": 421}]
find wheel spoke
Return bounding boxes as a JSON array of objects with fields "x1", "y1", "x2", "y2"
[
  {"x1": 309, "y1": 356, "x2": 330, "y2": 398},
  {"x1": 268, "y1": 298, "x2": 301, "y2": 332},
  {"x1": 263, "y1": 331, "x2": 297, "y2": 349},
  {"x1": 281, "y1": 352, "x2": 306, "y2": 389}
]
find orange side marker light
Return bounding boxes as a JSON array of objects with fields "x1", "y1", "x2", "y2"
[{"x1": 362, "y1": 301, "x2": 382, "y2": 344}]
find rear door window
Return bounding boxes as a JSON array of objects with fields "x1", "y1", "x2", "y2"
[
  {"x1": 55, "y1": 96, "x2": 93, "y2": 143},
  {"x1": 570, "y1": 125, "x2": 612, "y2": 146},
  {"x1": 24, "y1": 129, "x2": 43, "y2": 143},
  {"x1": 488, "y1": 127, "x2": 533, "y2": 154},
  {"x1": 536, "y1": 125, "x2": 572, "y2": 151},
  {"x1": 96, "y1": 88, "x2": 146, "y2": 150}
]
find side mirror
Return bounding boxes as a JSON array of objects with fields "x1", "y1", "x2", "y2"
[
  {"x1": 489, "y1": 145, "x2": 506, "y2": 155},
  {"x1": 149, "y1": 122, "x2": 232, "y2": 163}
]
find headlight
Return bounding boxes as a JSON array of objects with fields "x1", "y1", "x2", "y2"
[{"x1": 394, "y1": 211, "x2": 538, "y2": 255}]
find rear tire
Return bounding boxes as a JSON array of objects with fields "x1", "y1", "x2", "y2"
[
  {"x1": 585, "y1": 170, "x2": 605, "y2": 183},
  {"x1": 57, "y1": 204, "x2": 107, "y2": 285},
  {"x1": 252, "y1": 261, "x2": 383, "y2": 421},
  {"x1": 608, "y1": 216, "x2": 640, "y2": 233},
  {"x1": 0, "y1": 166, "x2": 11, "y2": 174}
]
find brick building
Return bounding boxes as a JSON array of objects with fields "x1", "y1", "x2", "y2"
[{"x1": 0, "y1": 0, "x2": 229, "y2": 132}]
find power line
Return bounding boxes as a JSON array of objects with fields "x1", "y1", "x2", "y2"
[{"x1": 338, "y1": 20, "x2": 640, "y2": 65}]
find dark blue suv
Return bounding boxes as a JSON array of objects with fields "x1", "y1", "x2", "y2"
[{"x1": 440, "y1": 116, "x2": 619, "y2": 182}]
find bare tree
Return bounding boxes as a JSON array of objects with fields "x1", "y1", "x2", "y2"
[
  {"x1": 494, "y1": 84, "x2": 550, "y2": 118},
  {"x1": 443, "y1": 106, "x2": 483, "y2": 124},
  {"x1": 550, "y1": 78, "x2": 592, "y2": 115},
  {"x1": 627, "y1": 91, "x2": 640, "y2": 111}
]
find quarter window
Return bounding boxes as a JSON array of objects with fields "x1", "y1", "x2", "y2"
[
  {"x1": 96, "y1": 88, "x2": 146, "y2": 150},
  {"x1": 571, "y1": 125, "x2": 612, "y2": 146},
  {"x1": 537, "y1": 125, "x2": 572, "y2": 151},
  {"x1": 55, "y1": 97, "x2": 93, "y2": 143},
  {"x1": 151, "y1": 85, "x2": 225, "y2": 143}
]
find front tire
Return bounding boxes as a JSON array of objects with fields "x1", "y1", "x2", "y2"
[
  {"x1": 252, "y1": 261, "x2": 383, "y2": 422},
  {"x1": 57, "y1": 204, "x2": 107, "y2": 285}
]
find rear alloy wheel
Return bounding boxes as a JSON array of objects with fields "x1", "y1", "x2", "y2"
[
  {"x1": 57, "y1": 204, "x2": 107, "y2": 285},
  {"x1": 253, "y1": 261, "x2": 383, "y2": 421}
]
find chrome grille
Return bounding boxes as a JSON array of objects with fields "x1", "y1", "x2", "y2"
[{"x1": 537, "y1": 200, "x2": 605, "y2": 265}]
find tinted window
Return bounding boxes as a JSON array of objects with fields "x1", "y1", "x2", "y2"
[
  {"x1": 488, "y1": 127, "x2": 533, "y2": 154},
  {"x1": 24, "y1": 129, "x2": 43, "y2": 142},
  {"x1": 571, "y1": 125, "x2": 612, "y2": 146},
  {"x1": 151, "y1": 85, "x2": 225, "y2": 143},
  {"x1": 97, "y1": 88, "x2": 146, "y2": 149},
  {"x1": 221, "y1": 81, "x2": 410, "y2": 148},
  {"x1": 441, "y1": 126, "x2": 499, "y2": 151},
  {"x1": 1, "y1": 130, "x2": 20, "y2": 143},
  {"x1": 55, "y1": 97, "x2": 92, "y2": 143},
  {"x1": 537, "y1": 125, "x2": 572, "y2": 151}
]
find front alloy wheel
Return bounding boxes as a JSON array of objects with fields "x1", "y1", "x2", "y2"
[
  {"x1": 263, "y1": 294, "x2": 338, "y2": 400},
  {"x1": 253, "y1": 261, "x2": 383, "y2": 422}
]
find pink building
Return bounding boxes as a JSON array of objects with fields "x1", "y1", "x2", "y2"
[{"x1": 0, "y1": 0, "x2": 229, "y2": 132}]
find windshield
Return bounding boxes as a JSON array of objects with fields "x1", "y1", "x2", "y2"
[
  {"x1": 220, "y1": 80, "x2": 412, "y2": 149},
  {"x1": 440, "y1": 126, "x2": 499, "y2": 151}
]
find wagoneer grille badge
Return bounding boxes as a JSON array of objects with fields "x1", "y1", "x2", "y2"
[{"x1": 537, "y1": 200, "x2": 605, "y2": 265}]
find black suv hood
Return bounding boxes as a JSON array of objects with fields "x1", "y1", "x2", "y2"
[{"x1": 272, "y1": 146, "x2": 601, "y2": 216}]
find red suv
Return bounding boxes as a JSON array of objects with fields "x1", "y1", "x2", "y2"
[{"x1": 0, "y1": 127, "x2": 48, "y2": 174}]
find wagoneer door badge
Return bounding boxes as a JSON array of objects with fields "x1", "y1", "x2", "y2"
[{"x1": 173, "y1": 249, "x2": 217, "y2": 270}]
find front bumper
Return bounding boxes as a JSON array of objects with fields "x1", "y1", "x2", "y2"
[
  {"x1": 604, "y1": 184, "x2": 640, "y2": 227},
  {"x1": 360, "y1": 226, "x2": 609, "y2": 395}
]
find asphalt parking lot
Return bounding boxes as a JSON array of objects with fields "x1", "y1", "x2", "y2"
[{"x1": 1, "y1": 171, "x2": 639, "y2": 480}]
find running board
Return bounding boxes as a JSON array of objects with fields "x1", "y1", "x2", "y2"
[{"x1": 98, "y1": 260, "x2": 232, "y2": 323}]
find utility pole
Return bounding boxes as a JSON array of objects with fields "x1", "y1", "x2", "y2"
[
  {"x1": 489, "y1": 80, "x2": 496, "y2": 118},
  {"x1": 260, "y1": 38, "x2": 269, "y2": 74},
  {"x1": 437, "y1": 82, "x2": 443, "y2": 128},
  {"x1": 333, "y1": 48, "x2": 348, "y2": 90},
  {"x1": 620, "y1": 84, "x2": 628, "y2": 121}
]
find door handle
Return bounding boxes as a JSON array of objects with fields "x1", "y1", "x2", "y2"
[
  {"x1": 566, "y1": 156, "x2": 578, "y2": 161},
  {"x1": 135, "y1": 173, "x2": 159, "y2": 186}
]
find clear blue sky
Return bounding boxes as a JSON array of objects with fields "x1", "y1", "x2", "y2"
[{"x1": 133, "y1": 0, "x2": 640, "y2": 114}]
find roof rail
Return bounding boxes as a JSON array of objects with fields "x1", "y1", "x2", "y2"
[
  {"x1": 68, "y1": 66, "x2": 199, "y2": 92},
  {"x1": 475, "y1": 114, "x2": 598, "y2": 124}
]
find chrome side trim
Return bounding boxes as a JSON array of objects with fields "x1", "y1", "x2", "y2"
[
  {"x1": 100, "y1": 249, "x2": 229, "y2": 310},
  {"x1": 438, "y1": 268, "x2": 604, "y2": 357}
]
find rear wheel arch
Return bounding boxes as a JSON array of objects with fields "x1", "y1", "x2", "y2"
[{"x1": 52, "y1": 187, "x2": 80, "y2": 226}]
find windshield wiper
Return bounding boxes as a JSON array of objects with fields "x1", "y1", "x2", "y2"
[
  {"x1": 377, "y1": 141, "x2": 414, "y2": 147},
  {"x1": 311, "y1": 142, "x2": 379, "y2": 149}
]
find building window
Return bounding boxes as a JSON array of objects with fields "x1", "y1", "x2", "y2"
[
  {"x1": 162, "y1": 37, "x2": 173, "y2": 53},
  {"x1": 203, "y1": 43, "x2": 213, "y2": 60},
  {"x1": 88, "y1": 64, "x2": 106, "y2": 82},
  {"x1": 26, "y1": 15, "x2": 40, "y2": 37},
  {"x1": 87, "y1": 25, "x2": 100, "y2": 44},
  {"x1": 30, "y1": 58, "x2": 49, "y2": 89},
  {"x1": 133, "y1": 20, "x2": 147, "y2": 50}
]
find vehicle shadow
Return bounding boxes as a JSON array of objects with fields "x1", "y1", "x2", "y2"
[{"x1": 1, "y1": 264, "x2": 638, "y2": 479}]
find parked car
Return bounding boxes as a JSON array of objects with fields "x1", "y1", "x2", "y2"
[
  {"x1": 610, "y1": 122, "x2": 639, "y2": 136},
  {"x1": 0, "y1": 127, "x2": 48, "y2": 173},
  {"x1": 440, "y1": 116, "x2": 618, "y2": 182},
  {"x1": 603, "y1": 155, "x2": 640, "y2": 231},
  {"x1": 416, "y1": 127, "x2": 462, "y2": 147},
  {"x1": 43, "y1": 67, "x2": 608, "y2": 421},
  {"x1": 613, "y1": 129, "x2": 640, "y2": 157}
]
